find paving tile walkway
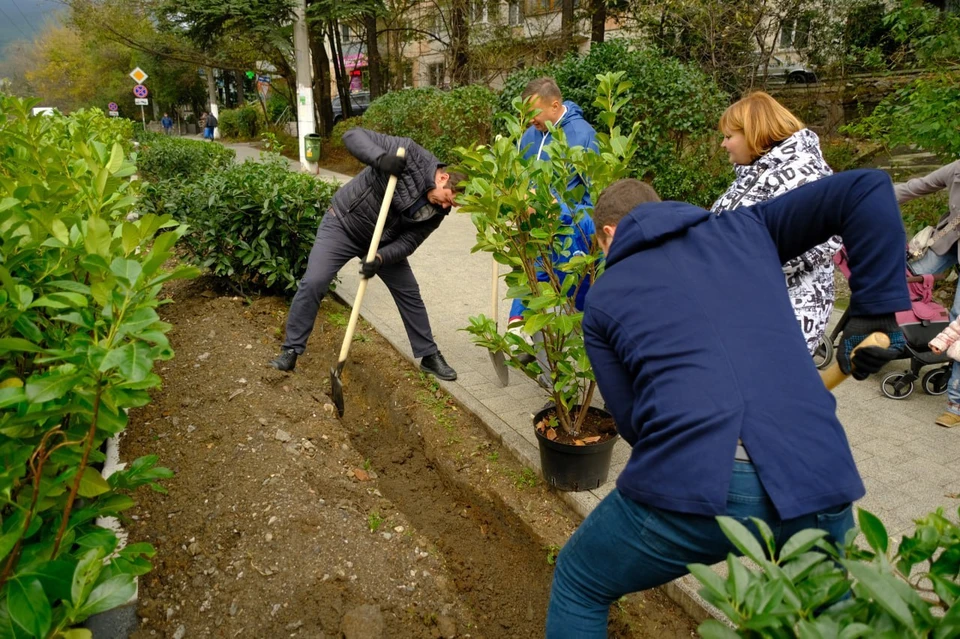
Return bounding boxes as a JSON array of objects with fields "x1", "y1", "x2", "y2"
[{"x1": 224, "y1": 141, "x2": 960, "y2": 620}]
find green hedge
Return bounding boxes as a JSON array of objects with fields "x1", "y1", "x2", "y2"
[
  {"x1": 136, "y1": 133, "x2": 236, "y2": 182},
  {"x1": 499, "y1": 41, "x2": 732, "y2": 206},
  {"x1": 362, "y1": 85, "x2": 498, "y2": 163},
  {"x1": 218, "y1": 104, "x2": 264, "y2": 139},
  {"x1": 140, "y1": 154, "x2": 338, "y2": 293}
]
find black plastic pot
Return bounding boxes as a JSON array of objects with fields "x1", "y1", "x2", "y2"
[{"x1": 534, "y1": 406, "x2": 619, "y2": 492}]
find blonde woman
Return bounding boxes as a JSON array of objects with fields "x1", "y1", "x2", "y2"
[{"x1": 712, "y1": 92, "x2": 839, "y2": 355}]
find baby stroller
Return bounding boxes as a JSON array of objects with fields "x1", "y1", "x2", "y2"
[{"x1": 818, "y1": 246, "x2": 952, "y2": 400}]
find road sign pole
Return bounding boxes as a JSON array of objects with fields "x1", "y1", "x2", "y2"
[{"x1": 141, "y1": 105, "x2": 146, "y2": 130}]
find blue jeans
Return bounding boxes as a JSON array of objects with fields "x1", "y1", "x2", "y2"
[
  {"x1": 910, "y1": 247, "x2": 960, "y2": 413},
  {"x1": 545, "y1": 462, "x2": 853, "y2": 638}
]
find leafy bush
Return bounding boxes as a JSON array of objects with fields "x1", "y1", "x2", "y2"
[
  {"x1": 330, "y1": 116, "x2": 364, "y2": 149},
  {"x1": 217, "y1": 104, "x2": 264, "y2": 140},
  {"x1": 0, "y1": 95, "x2": 195, "y2": 637},
  {"x1": 362, "y1": 85, "x2": 498, "y2": 163},
  {"x1": 459, "y1": 73, "x2": 639, "y2": 435},
  {"x1": 692, "y1": 506, "x2": 960, "y2": 638},
  {"x1": 901, "y1": 190, "x2": 949, "y2": 236},
  {"x1": 499, "y1": 41, "x2": 732, "y2": 206},
  {"x1": 136, "y1": 133, "x2": 236, "y2": 182},
  {"x1": 141, "y1": 154, "x2": 339, "y2": 293}
]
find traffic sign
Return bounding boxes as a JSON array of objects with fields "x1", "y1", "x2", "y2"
[
  {"x1": 129, "y1": 67, "x2": 148, "y2": 83},
  {"x1": 108, "y1": 102, "x2": 118, "y2": 112},
  {"x1": 135, "y1": 98, "x2": 149, "y2": 106},
  {"x1": 133, "y1": 84, "x2": 148, "y2": 98},
  {"x1": 108, "y1": 112, "x2": 119, "y2": 117}
]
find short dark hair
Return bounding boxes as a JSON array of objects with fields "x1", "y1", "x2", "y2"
[
  {"x1": 446, "y1": 170, "x2": 468, "y2": 194},
  {"x1": 593, "y1": 179, "x2": 661, "y2": 234},
  {"x1": 521, "y1": 77, "x2": 562, "y2": 102}
]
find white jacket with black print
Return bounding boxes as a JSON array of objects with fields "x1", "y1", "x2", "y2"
[{"x1": 711, "y1": 128, "x2": 840, "y2": 355}]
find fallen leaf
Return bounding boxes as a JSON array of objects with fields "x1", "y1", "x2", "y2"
[
  {"x1": 573, "y1": 439, "x2": 585, "y2": 446},
  {"x1": 228, "y1": 389, "x2": 244, "y2": 401},
  {"x1": 354, "y1": 469, "x2": 370, "y2": 482},
  {"x1": 581, "y1": 436, "x2": 601, "y2": 444},
  {"x1": 546, "y1": 428, "x2": 557, "y2": 441}
]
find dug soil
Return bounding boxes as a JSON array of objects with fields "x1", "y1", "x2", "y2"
[{"x1": 125, "y1": 276, "x2": 698, "y2": 638}]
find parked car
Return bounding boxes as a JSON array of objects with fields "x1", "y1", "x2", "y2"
[
  {"x1": 332, "y1": 91, "x2": 371, "y2": 123},
  {"x1": 758, "y1": 56, "x2": 818, "y2": 84}
]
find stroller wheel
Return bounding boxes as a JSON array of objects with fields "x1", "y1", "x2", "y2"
[
  {"x1": 922, "y1": 367, "x2": 950, "y2": 396},
  {"x1": 812, "y1": 337, "x2": 833, "y2": 370},
  {"x1": 881, "y1": 372, "x2": 914, "y2": 400}
]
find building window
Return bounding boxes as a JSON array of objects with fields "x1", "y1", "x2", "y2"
[
  {"x1": 779, "y1": 15, "x2": 810, "y2": 50},
  {"x1": 508, "y1": 0, "x2": 523, "y2": 25},
  {"x1": 471, "y1": 0, "x2": 489, "y2": 23},
  {"x1": 428, "y1": 62, "x2": 446, "y2": 87},
  {"x1": 525, "y1": 0, "x2": 559, "y2": 16},
  {"x1": 403, "y1": 61, "x2": 414, "y2": 88},
  {"x1": 341, "y1": 24, "x2": 355, "y2": 42}
]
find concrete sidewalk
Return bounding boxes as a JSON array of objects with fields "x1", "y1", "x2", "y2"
[{"x1": 225, "y1": 142, "x2": 960, "y2": 619}]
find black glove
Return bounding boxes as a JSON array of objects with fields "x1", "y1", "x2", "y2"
[
  {"x1": 377, "y1": 153, "x2": 406, "y2": 176},
  {"x1": 359, "y1": 256, "x2": 382, "y2": 279},
  {"x1": 838, "y1": 314, "x2": 906, "y2": 380}
]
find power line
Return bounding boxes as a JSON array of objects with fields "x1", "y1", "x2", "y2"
[
  {"x1": 0, "y1": 5, "x2": 29, "y2": 40},
  {"x1": 10, "y1": 0, "x2": 37, "y2": 32}
]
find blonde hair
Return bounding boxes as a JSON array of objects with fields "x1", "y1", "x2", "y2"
[{"x1": 718, "y1": 92, "x2": 804, "y2": 161}]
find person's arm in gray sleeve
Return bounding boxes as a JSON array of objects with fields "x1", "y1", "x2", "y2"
[
  {"x1": 894, "y1": 160, "x2": 957, "y2": 204},
  {"x1": 342, "y1": 127, "x2": 400, "y2": 167}
]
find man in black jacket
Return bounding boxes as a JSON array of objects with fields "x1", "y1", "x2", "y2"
[{"x1": 269, "y1": 128, "x2": 462, "y2": 381}]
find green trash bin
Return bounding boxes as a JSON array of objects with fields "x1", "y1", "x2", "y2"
[{"x1": 304, "y1": 133, "x2": 322, "y2": 162}]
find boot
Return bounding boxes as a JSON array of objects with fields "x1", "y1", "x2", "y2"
[
  {"x1": 269, "y1": 348, "x2": 298, "y2": 372},
  {"x1": 420, "y1": 351, "x2": 457, "y2": 381}
]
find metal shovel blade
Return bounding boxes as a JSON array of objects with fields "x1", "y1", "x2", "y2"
[
  {"x1": 489, "y1": 350, "x2": 509, "y2": 387},
  {"x1": 330, "y1": 362, "x2": 345, "y2": 418}
]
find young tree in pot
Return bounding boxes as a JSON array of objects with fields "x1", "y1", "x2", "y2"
[{"x1": 457, "y1": 73, "x2": 639, "y2": 489}]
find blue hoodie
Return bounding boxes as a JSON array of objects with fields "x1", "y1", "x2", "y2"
[
  {"x1": 583, "y1": 170, "x2": 910, "y2": 519},
  {"x1": 509, "y1": 203, "x2": 596, "y2": 320},
  {"x1": 519, "y1": 101, "x2": 598, "y2": 205}
]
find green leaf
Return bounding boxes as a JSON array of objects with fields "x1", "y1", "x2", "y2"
[
  {"x1": 99, "y1": 342, "x2": 152, "y2": 382},
  {"x1": 109, "y1": 258, "x2": 142, "y2": 287},
  {"x1": 121, "y1": 222, "x2": 139, "y2": 255},
  {"x1": 84, "y1": 216, "x2": 112, "y2": 257},
  {"x1": 0, "y1": 197, "x2": 19, "y2": 212},
  {"x1": 0, "y1": 338, "x2": 43, "y2": 354},
  {"x1": 61, "y1": 630, "x2": 93, "y2": 639},
  {"x1": 71, "y1": 549, "x2": 104, "y2": 606},
  {"x1": 842, "y1": 560, "x2": 913, "y2": 627},
  {"x1": 107, "y1": 142, "x2": 124, "y2": 173},
  {"x1": 78, "y1": 575, "x2": 136, "y2": 617},
  {"x1": 117, "y1": 307, "x2": 160, "y2": 335},
  {"x1": 7, "y1": 578, "x2": 52, "y2": 638},
  {"x1": 688, "y1": 562, "x2": 727, "y2": 598},
  {"x1": 858, "y1": 508, "x2": 889, "y2": 554},
  {"x1": 697, "y1": 620, "x2": 740, "y2": 639},
  {"x1": 779, "y1": 529, "x2": 830, "y2": 563},
  {"x1": 25, "y1": 372, "x2": 84, "y2": 403},
  {"x1": 30, "y1": 292, "x2": 88, "y2": 309},
  {"x1": 717, "y1": 516, "x2": 768, "y2": 565},
  {"x1": 523, "y1": 313, "x2": 552, "y2": 335},
  {"x1": 77, "y1": 467, "x2": 110, "y2": 498}
]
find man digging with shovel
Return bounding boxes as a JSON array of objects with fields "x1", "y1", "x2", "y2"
[
  {"x1": 269, "y1": 128, "x2": 464, "y2": 382},
  {"x1": 545, "y1": 169, "x2": 909, "y2": 637}
]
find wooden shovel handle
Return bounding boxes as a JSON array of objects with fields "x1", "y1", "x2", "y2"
[{"x1": 820, "y1": 332, "x2": 891, "y2": 391}]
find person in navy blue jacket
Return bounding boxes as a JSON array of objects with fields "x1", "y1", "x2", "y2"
[
  {"x1": 519, "y1": 77, "x2": 598, "y2": 205},
  {"x1": 545, "y1": 170, "x2": 909, "y2": 638}
]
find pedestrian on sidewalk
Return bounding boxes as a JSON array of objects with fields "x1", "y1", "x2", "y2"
[
  {"x1": 545, "y1": 170, "x2": 909, "y2": 638},
  {"x1": 712, "y1": 91, "x2": 839, "y2": 356},
  {"x1": 161, "y1": 112, "x2": 174, "y2": 135},
  {"x1": 269, "y1": 127, "x2": 464, "y2": 381},
  {"x1": 203, "y1": 111, "x2": 218, "y2": 140},
  {"x1": 896, "y1": 159, "x2": 960, "y2": 427}
]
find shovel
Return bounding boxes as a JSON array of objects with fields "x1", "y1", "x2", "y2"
[
  {"x1": 330, "y1": 147, "x2": 405, "y2": 418},
  {"x1": 820, "y1": 332, "x2": 890, "y2": 391},
  {"x1": 489, "y1": 257, "x2": 510, "y2": 386}
]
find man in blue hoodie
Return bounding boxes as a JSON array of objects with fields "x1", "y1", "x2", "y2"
[
  {"x1": 545, "y1": 171, "x2": 909, "y2": 637},
  {"x1": 518, "y1": 77, "x2": 598, "y2": 203}
]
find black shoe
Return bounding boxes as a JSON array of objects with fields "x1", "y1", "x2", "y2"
[
  {"x1": 420, "y1": 351, "x2": 457, "y2": 381},
  {"x1": 269, "y1": 348, "x2": 298, "y2": 371}
]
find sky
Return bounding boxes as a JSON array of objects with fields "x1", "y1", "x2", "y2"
[{"x1": 0, "y1": 0, "x2": 62, "y2": 62}]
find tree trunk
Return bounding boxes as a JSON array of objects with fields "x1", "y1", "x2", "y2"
[
  {"x1": 235, "y1": 69, "x2": 246, "y2": 105},
  {"x1": 364, "y1": 12, "x2": 383, "y2": 99},
  {"x1": 223, "y1": 70, "x2": 233, "y2": 108},
  {"x1": 449, "y1": 0, "x2": 469, "y2": 86},
  {"x1": 561, "y1": 0, "x2": 576, "y2": 51},
  {"x1": 328, "y1": 21, "x2": 354, "y2": 119},
  {"x1": 205, "y1": 66, "x2": 220, "y2": 139},
  {"x1": 591, "y1": 0, "x2": 606, "y2": 44},
  {"x1": 308, "y1": 25, "x2": 335, "y2": 136}
]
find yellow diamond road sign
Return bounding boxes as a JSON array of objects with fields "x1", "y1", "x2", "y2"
[{"x1": 129, "y1": 67, "x2": 148, "y2": 84}]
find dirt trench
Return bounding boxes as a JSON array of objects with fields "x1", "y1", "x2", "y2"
[{"x1": 124, "y1": 277, "x2": 697, "y2": 638}]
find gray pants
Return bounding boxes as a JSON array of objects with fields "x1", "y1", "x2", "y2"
[{"x1": 282, "y1": 213, "x2": 438, "y2": 358}]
